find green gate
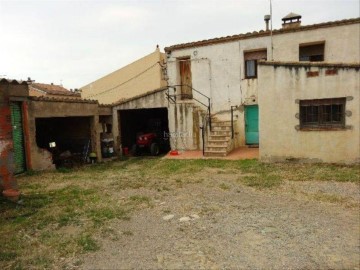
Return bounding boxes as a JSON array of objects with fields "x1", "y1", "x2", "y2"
[
  {"x1": 10, "y1": 102, "x2": 26, "y2": 174},
  {"x1": 245, "y1": 105, "x2": 259, "y2": 145}
]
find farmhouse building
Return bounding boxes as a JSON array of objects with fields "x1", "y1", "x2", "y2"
[{"x1": 164, "y1": 14, "x2": 360, "y2": 163}]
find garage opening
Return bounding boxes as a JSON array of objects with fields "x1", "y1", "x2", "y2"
[
  {"x1": 119, "y1": 108, "x2": 170, "y2": 155},
  {"x1": 35, "y1": 117, "x2": 92, "y2": 167}
]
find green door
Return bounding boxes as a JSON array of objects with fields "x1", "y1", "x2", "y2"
[
  {"x1": 245, "y1": 105, "x2": 259, "y2": 145},
  {"x1": 10, "y1": 102, "x2": 26, "y2": 174}
]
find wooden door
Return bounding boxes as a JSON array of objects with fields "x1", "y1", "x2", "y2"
[{"x1": 179, "y1": 58, "x2": 192, "y2": 99}]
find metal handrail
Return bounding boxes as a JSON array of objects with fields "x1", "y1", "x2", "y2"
[
  {"x1": 167, "y1": 84, "x2": 212, "y2": 131},
  {"x1": 169, "y1": 84, "x2": 210, "y2": 100},
  {"x1": 230, "y1": 105, "x2": 239, "y2": 139},
  {"x1": 166, "y1": 85, "x2": 213, "y2": 156}
]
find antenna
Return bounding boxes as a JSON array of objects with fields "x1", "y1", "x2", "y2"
[{"x1": 270, "y1": 0, "x2": 274, "y2": 61}]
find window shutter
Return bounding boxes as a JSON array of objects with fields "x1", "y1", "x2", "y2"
[{"x1": 244, "y1": 50, "x2": 267, "y2": 61}]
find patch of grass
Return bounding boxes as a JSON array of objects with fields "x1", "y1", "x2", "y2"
[
  {"x1": 0, "y1": 251, "x2": 17, "y2": 261},
  {"x1": 57, "y1": 210, "x2": 81, "y2": 227},
  {"x1": 129, "y1": 195, "x2": 150, "y2": 204},
  {"x1": 123, "y1": 230, "x2": 133, "y2": 236},
  {"x1": 87, "y1": 207, "x2": 129, "y2": 225},
  {"x1": 219, "y1": 183, "x2": 231, "y2": 190},
  {"x1": 56, "y1": 167, "x2": 72, "y2": 173},
  {"x1": 308, "y1": 192, "x2": 349, "y2": 204},
  {"x1": 240, "y1": 174, "x2": 282, "y2": 189},
  {"x1": 77, "y1": 234, "x2": 100, "y2": 252}
]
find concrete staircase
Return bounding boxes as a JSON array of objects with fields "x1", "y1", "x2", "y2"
[{"x1": 204, "y1": 117, "x2": 234, "y2": 157}]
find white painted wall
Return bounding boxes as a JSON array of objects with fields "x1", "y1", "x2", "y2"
[
  {"x1": 166, "y1": 21, "x2": 360, "y2": 150},
  {"x1": 258, "y1": 64, "x2": 360, "y2": 163}
]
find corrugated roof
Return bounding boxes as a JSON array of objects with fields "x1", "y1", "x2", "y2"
[
  {"x1": 164, "y1": 17, "x2": 360, "y2": 52},
  {"x1": 31, "y1": 83, "x2": 81, "y2": 97}
]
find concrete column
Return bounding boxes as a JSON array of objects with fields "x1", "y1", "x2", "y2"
[{"x1": 90, "y1": 115, "x2": 102, "y2": 162}]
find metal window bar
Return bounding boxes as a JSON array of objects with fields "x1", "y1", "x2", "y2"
[{"x1": 300, "y1": 98, "x2": 345, "y2": 128}]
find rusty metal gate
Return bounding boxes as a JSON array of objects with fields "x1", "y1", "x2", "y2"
[{"x1": 10, "y1": 102, "x2": 26, "y2": 174}]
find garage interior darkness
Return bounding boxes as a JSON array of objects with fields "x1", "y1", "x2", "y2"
[
  {"x1": 119, "y1": 108, "x2": 170, "y2": 153},
  {"x1": 35, "y1": 117, "x2": 92, "y2": 166}
]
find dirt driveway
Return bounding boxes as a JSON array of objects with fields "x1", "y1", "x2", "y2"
[
  {"x1": 1, "y1": 158, "x2": 359, "y2": 270},
  {"x1": 80, "y1": 164, "x2": 360, "y2": 269}
]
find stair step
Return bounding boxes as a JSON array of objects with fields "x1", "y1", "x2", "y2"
[
  {"x1": 206, "y1": 146, "x2": 228, "y2": 152},
  {"x1": 212, "y1": 121, "x2": 233, "y2": 126},
  {"x1": 204, "y1": 151, "x2": 227, "y2": 157},
  {"x1": 207, "y1": 140, "x2": 229, "y2": 144},
  {"x1": 210, "y1": 131, "x2": 231, "y2": 136}
]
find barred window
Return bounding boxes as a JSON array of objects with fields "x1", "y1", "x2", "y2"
[{"x1": 300, "y1": 98, "x2": 346, "y2": 129}]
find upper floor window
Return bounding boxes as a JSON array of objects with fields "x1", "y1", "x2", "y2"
[
  {"x1": 300, "y1": 98, "x2": 345, "y2": 130},
  {"x1": 299, "y1": 43, "x2": 325, "y2": 62},
  {"x1": 244, "y1": 49, "x2": 267, "y2": 79}
]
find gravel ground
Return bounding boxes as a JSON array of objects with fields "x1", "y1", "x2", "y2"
[{"x1": 81, "y1": 176, "x2": 360, "y2": 269}]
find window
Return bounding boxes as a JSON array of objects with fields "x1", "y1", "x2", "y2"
[
  {"x1": 244, "y1": 50, "x2": 267, "y2": 78},
  {"x1": 299, "y1": 43, "x2": 325, "y2": 62},
  {"x1": 300, "y1": 98, "x2": 346, "y2": 129}
]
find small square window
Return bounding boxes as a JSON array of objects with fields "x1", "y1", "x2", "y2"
[
  {"x1": 244, "y1": 50, "x2": 267, "y2": 79},
  {"x1": 299, "y1": 43, "x2": 325, "y2": 62},
  {"x1": 245, "y1": 60, "x2": 257, "y2": 78}
]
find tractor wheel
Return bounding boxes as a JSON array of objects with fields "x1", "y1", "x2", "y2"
[
  {"x1": 131, "y1": 144, "x2": 139, "y2": 156},
  {"x1": 150, "y1": 143, "x2": 160, "y2": 156}
]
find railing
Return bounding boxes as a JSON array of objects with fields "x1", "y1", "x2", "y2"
[
  {"x1": 166, "y1": 84, "x2": 212, "y2": 130},
  {"x1": 230, "y1": 105, "x2": 237, "y2": 139},
  {"x1": 166, "y1": 84, "x2": 212, "y2": 156}
]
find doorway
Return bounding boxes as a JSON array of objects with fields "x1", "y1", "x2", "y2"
[
  {"x1": 245, "y1": 105, "x2": 259, "y2": 145},
  {"x1": 179, "y1": 58, "x2": 192, "y2": 99}
]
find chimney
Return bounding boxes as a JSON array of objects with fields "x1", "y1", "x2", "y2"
[
  {"x1": 264, "y1": 15, "x2": 271, "y2": 31},
  {"x1": 282, "y1": 12, "x2": 302, "y2": 29}
]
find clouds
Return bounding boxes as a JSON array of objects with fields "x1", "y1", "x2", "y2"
[{"x1": 0, "y1": 0, "x2": 358, "y2": 88}]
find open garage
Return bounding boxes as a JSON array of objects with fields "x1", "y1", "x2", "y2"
[
  {"x1": 35, "y1": 117, "x2": 92, "y2": 167},
  {"x1": 27, "y1": 97, "x2": 103, "y2": 170},
  {"x1": 112, "y1": 87, "x2": 170, "y2": 156},
  {"x1": 119, "y1": 108, "x2": 170, "y2": 155}
]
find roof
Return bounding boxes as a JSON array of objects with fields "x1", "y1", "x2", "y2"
[
  {"x1": 0, "y1": 78, "x2": 29, "y2": 85},
  {"x1": 258, "y1": 61, "x2": 360, "y2": 69},
  {"x1": 282, "y1": 12, "x2": 302, "y2": 21},
  {"x1": 28, "y1": 96, "x2": 98, "y2": 104},
  {"x1": 31, "y1": 83, "x2": 81, "y2": 97},
  {"x1": 112, "y1": 86, "x2": 168, "y2": 106},
  {"x1": 164, "y1": 17, "x2": 360, "y2": 52}
]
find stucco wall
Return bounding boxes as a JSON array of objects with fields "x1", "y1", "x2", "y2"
[
  {"x1": 166, "y1": 21, "x2": 359, "y2": 149},
  {"x1": 258, "y1": 63, "x2": 360, "y2": 163},
  {"x1": 81, "y1": 49, "x2": 167, "y2": 104},
  {"x1": 112, "y1": 89, "x2": 168, "y2": 152},
  {"x1": 27, "y1": 100, "x2": 101, "y2": 170}
]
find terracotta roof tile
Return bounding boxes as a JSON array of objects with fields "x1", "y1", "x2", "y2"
[
  {"x1": 28, "y1": 96, "x2": 98, "y2": 104},
  {"x1": 0, "y1": 78, "x2": 29, "y2": 85},
  {"x1": 164, "y1": 17, "x2": 360, "y2": 52},
  {"x1": 31, "y1": 83, "x2": 81, "y2": 97}
]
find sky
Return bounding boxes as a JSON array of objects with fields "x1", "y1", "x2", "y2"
[{"x1": 0, "y1": 0, "x2": 359, "y2": 89}]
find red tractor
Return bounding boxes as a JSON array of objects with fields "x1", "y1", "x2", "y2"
[{"x1": 132, "y1": 132, "x2": 161, "y2": 156}]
